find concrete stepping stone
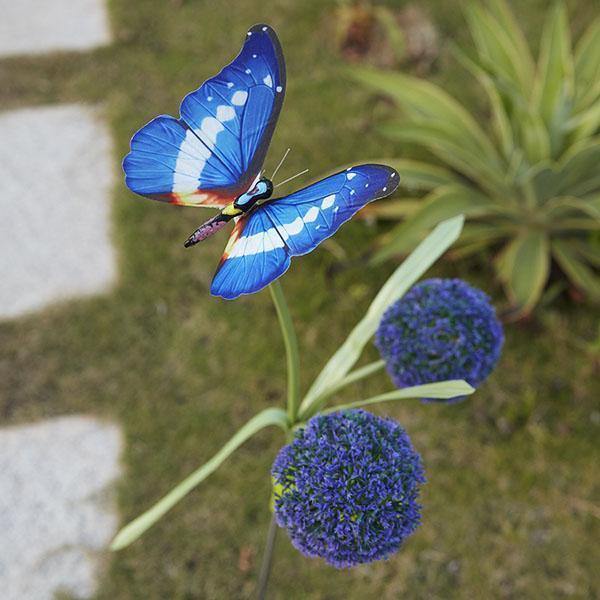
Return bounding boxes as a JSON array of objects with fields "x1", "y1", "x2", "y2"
[
  {"x1": 0, "y1": 104, "x2": 116, "y2": 319},
  {"x1": 0, "y1": 415, "x2": 123, "y2": 600},
  {"x1": 0, "y1": 0, "x2": 111, "y2": 57}
]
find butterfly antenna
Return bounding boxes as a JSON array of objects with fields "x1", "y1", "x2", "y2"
[
  {"x1": 270, "y1": 147, "x2": 291, "y2": 181},
  {"x1": 274, "y1": 168, "x2": 309, "y2": 189}
]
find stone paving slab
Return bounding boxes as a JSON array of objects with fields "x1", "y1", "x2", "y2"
[
  {"x1": 0, "y1": 104, "x2": 117, "y2": 319},
  {"x1": 0, "y1": 415, "x2": 123, "y2": 600},
  {"x1": 0, "y1": 0, "x2": 111, "y2": 57}
]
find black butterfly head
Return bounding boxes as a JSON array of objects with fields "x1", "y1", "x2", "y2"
[
  {"x1": 234, "y1": 178, "x2": 273, "y2": 212},
  {"x1": 253, "y1": 178, "x2": 273, "y2": 200}
]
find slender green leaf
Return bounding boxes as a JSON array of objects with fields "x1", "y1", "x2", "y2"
[
  {"x1": 552, "y1": 239, "x2": 600, "y2": 300},
  {"x1": 373, "y1": 185, "x2": 498, "y2": 261},
  {"x1": 110, "y1": 408, "x2": 288, "y2": 550},
  {"x1": 497, "y1": 232, "x2": 550, "y2": 314},
  {"x1": 322, "y1": 380, "x2": 475, "y2": 413},
  {"x1": 299, "y1": 216, "x2": 465, "y2": 416},
  {"x1": 299, "y1": 360, "x2": 385, "y2": 420}
]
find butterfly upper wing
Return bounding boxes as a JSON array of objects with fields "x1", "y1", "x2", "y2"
[
  {"x1": 211, "y1": 165, "x2": 400, "y2": 299},
  {"x1": 180, "y1": 23, "x2": 285, "y2": 191},
  {"x1": 123, "y1": 115, "x2": 235, "y2": 207},
  {"x1": 211, "y1": 211, "x2": 291, "y2": 299},
  {"x1": 123, "y1": 24, "x2": 286, "y2": 208}
]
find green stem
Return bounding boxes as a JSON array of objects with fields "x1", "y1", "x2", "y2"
[
  {"x1": 256, "y1": 514, "x2": 278, "y2": 600},
  {"x1": 269, "y1": 281, "x2": 301, "y2": 424},
  {"x1": 256, "y1": 428, "x2": 294, "y2": 598}
]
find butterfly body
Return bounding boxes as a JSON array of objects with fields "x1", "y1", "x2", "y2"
[
  {"x1": 123, "y1": 24, "x2": 400, "y2": 299},
  {"x1": 184, "y1": 177, "x2": 274, "y2": 247}
]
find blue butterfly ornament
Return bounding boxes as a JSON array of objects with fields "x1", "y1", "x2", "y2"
[{"x1": 123, "y1": 24, "x2": 400, "y2": 299}]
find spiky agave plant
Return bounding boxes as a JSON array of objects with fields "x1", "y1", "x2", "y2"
[{"x1": 352, "y1": 0, "x2": 600, "y2": 317}]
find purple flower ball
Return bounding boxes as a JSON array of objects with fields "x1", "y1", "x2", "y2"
[
  {"x1": 375, "y1": 278, "x2": 503, "y2": 402},
  {"x1": 272, "y1": 410, "x2": 425, "y2": 568}
]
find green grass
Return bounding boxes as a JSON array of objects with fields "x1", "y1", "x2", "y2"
[{"x1": 1, "y1": 1, "x2": 599, "y2": 598}]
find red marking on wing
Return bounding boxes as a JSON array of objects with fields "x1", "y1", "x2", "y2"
[
  {"x1": 149, "y1": 189, "x2": 236, "y2": 208},
  {"x1": 217, "y1": 215, "x2": 248, "y2": 267}
]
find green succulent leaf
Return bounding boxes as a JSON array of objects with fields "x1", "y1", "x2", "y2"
[
  {"x1": 373, "y1": 185, "x2": 500, "y2": 261},
  {"x1": 457, "y1": 222, "x2": 513, "y2": 244},
  {"x1": 552, "y1": 238, "x2": 600, "y2": 300},
  {"x1": 450, "y1": 222, "x2": 515, "y2": 259},
  {"x1": 497, "y1": 232, "x2": 551, "y2": 314},
  {"x1": 350, "y1": 67, "x2": 502, "y2": 169},
  {"x1": 533, "y1": 2, "x2": 574, "y2": 153},
  {"x1": 362, "y1": 198, "x2": 422, "y2": 220},
  {"x1": 516, "y1": 108, "x2": 551, "y2": 165},
  {"x1": 383, "y1": 121, "x2": 506, "y2": 196},
  {"x1": 486, "y1": 0, "x2": 536, "y2": 78},
  {"x1": 587, "y1": 194, "x2": 600, "y2": 213},
  {"x1": 454, "y1": 45, "x2": 514, "y2": 159},
  {"x1": 574, "y1": 16, "x2": 600, "y2": 110},
  {"x1": 464, "y1": 2, "x2": 533, "y2": 99},
  {"x1": 354, "y1": 0, "x2": 598, "y2": 314},
  {"x1": 570, "y1": 238, "x2": 600, "y2": 268},
  {"x1": 555, "y1": 137, "x2": 600, "y2": 197},
  {"x1": 565, "y1": 98, "x2": 600, "y2": 142},
  {"x1": 544, "y1": 196, "x2": 600, "y2": 221},
  {"x1": 528, "y1": 161, "x2": 560, "y2": 204},
  {"x1": 377, "y1": 158, "x2": 459, "y2": 192}
]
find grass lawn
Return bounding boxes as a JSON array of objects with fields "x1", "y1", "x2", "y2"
[{"x1": 1, "y1": 0, "x2": 598, "y2": 598}]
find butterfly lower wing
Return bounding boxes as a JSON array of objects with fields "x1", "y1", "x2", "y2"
[
  {"x1": 211, "y1": 211, "x2": 291, "y2": 300},
  {"x1": 261, "y1": 164, "x2": 399, "y2": 255},
  {"x1": 123, "y1": 24, "x2": 286, "y2": 208},
  {"x1": 179, "y1": 23, "x2": 286, "y2": 191},
  {"x1": 210, "y1": 165, "x2": 399, "y2": 299}
]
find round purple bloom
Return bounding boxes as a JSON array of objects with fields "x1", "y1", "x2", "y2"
[
  {"x1": 375, "y1": 278, "x2": 503, "y2": 402},
  {"x1": 271, "y1": 410, "x2": 425, "y2": 568}
]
